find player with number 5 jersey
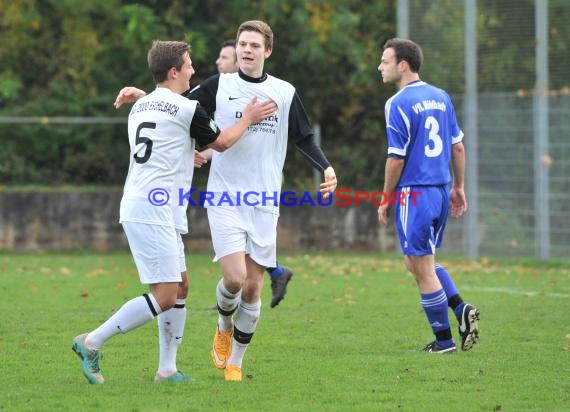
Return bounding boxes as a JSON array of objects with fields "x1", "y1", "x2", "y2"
[
  {"x1": 72, "y1": 40, "x2": 276, "y2": 385},
  {"x1": 112, "y1": 23, "x2": 337, "y2": 382}
]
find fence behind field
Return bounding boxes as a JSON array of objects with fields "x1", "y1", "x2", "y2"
[{"x1": 401, "y1": 0, "x2": 570, "y2": 259}]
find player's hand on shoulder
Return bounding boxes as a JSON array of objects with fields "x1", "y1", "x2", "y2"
[
  {"x1": 114, "y1": 87, "x2": 147, "y2": 109},
  {"x1": 243, "y1": 97, "x2": 278, "y2": 125}
]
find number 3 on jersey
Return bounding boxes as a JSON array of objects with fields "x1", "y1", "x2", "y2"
[
  {"x1": 424, "y1": 116, "x2": 443, "y2": 157},
  {"x1": 134, "y1": 122, "x2": 155, "y2": 164}
]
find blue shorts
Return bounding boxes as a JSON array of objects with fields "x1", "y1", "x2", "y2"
[{"x1": 394, "y1": 185, "x2": 449, "y2": 256}]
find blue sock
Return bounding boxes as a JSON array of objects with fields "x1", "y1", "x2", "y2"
[
  {"x1": 267, "y1": 263, "x2": 284, "y2": 279},
  {"x1": 421, "y1": 289, "x2": 453, "y2": 348},
  {"x1": 435, "y1": 263, "x2": 464, "y2": 319}
]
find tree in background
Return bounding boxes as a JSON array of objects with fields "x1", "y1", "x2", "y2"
[{"x1": 1, "y1": 0, "x2": 567, "y2": 188}]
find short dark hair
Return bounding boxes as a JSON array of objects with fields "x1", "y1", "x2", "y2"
[
  {"x1": 237, "y1": 20, "x2": 273, "y2": 50},
  {"x1": 221, "y1": 39, "x2": 236, "y2": 49},
  {"x1": 383, "y1": 38, "x2": 423, "y2": 73},
  {"x1": 147, "y1": 40, "x2": 190, "y2": 84}
]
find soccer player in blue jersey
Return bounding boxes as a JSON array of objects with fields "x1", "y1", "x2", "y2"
[{"x1": 377, "y1": 38, "x2": 480, "y2": 353}]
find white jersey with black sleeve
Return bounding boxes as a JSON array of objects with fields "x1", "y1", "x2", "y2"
[
  {"x1": 120, "y1": 87, "x2": 220, "y2": 233},
  {"x1": 195, "y1": 72, "x2": 295, "y2": 214}
]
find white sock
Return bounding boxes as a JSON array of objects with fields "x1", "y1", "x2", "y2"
[
  {"x1": 157, "y1": 299, "x2": 187, "y2": 375},
  {"x1": 227, "y1": 300, "x2": 261, "y2": 368},
  {"x1": 87, "y1": 294, "x2": 161, "y2": 350},
  {"x1": 228, "y1": 341, "x2": 248, "y2": 369},
  {"x1": 215, "y1": 278, "x2": 241, "y2": 332}
]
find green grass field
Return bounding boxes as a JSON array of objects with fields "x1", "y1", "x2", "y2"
[{"x1": 1, "y1": 251, "x2": 568, "y2": 411}]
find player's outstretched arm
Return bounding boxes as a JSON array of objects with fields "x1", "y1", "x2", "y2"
[{"x1": 114, "y1": 87, "x2": 147, "y2": 108}]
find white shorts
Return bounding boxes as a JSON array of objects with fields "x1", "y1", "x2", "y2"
[
  {"x1": 176, "y1": 231, "x2": 187, "y2": 273},
  {"x1": 122, "y1": 222, "x2": 184, "y2": 284},
  {"x1": 207, "y1": 205, "x2": 278, "y2": 267}
]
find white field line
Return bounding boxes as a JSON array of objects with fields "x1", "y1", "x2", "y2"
[{"x1": 461, "y1": 286, "x2": 570, "y2": 298}]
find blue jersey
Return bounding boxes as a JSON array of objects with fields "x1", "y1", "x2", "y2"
[{"x1": 384, "y1": 80, "x2": 463, "y2": 187}]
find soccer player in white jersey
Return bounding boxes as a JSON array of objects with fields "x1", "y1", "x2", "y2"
[
  {"x1": 191, "y1": 21, "x2": 336, "y2": 381},
  {"x1": 200, "y1": 38, "x2": 295, "y2": 309},
  {"x1": 114, "y1": 21, "x2": 337, "y2": 382},
  {"x1": 115, "y1": 20, "x2": 337, "y2": 381},
  {"x1": 72, "y1": 40, "x2": 277, "y2": 384},
  {"x1": 377, "y1": 38, "x2": 479, "y2": 353}
]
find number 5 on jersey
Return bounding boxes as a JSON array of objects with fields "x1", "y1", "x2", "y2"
[{"x1": 134, "y1": 122, "x2": 155, "y2": 164}]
